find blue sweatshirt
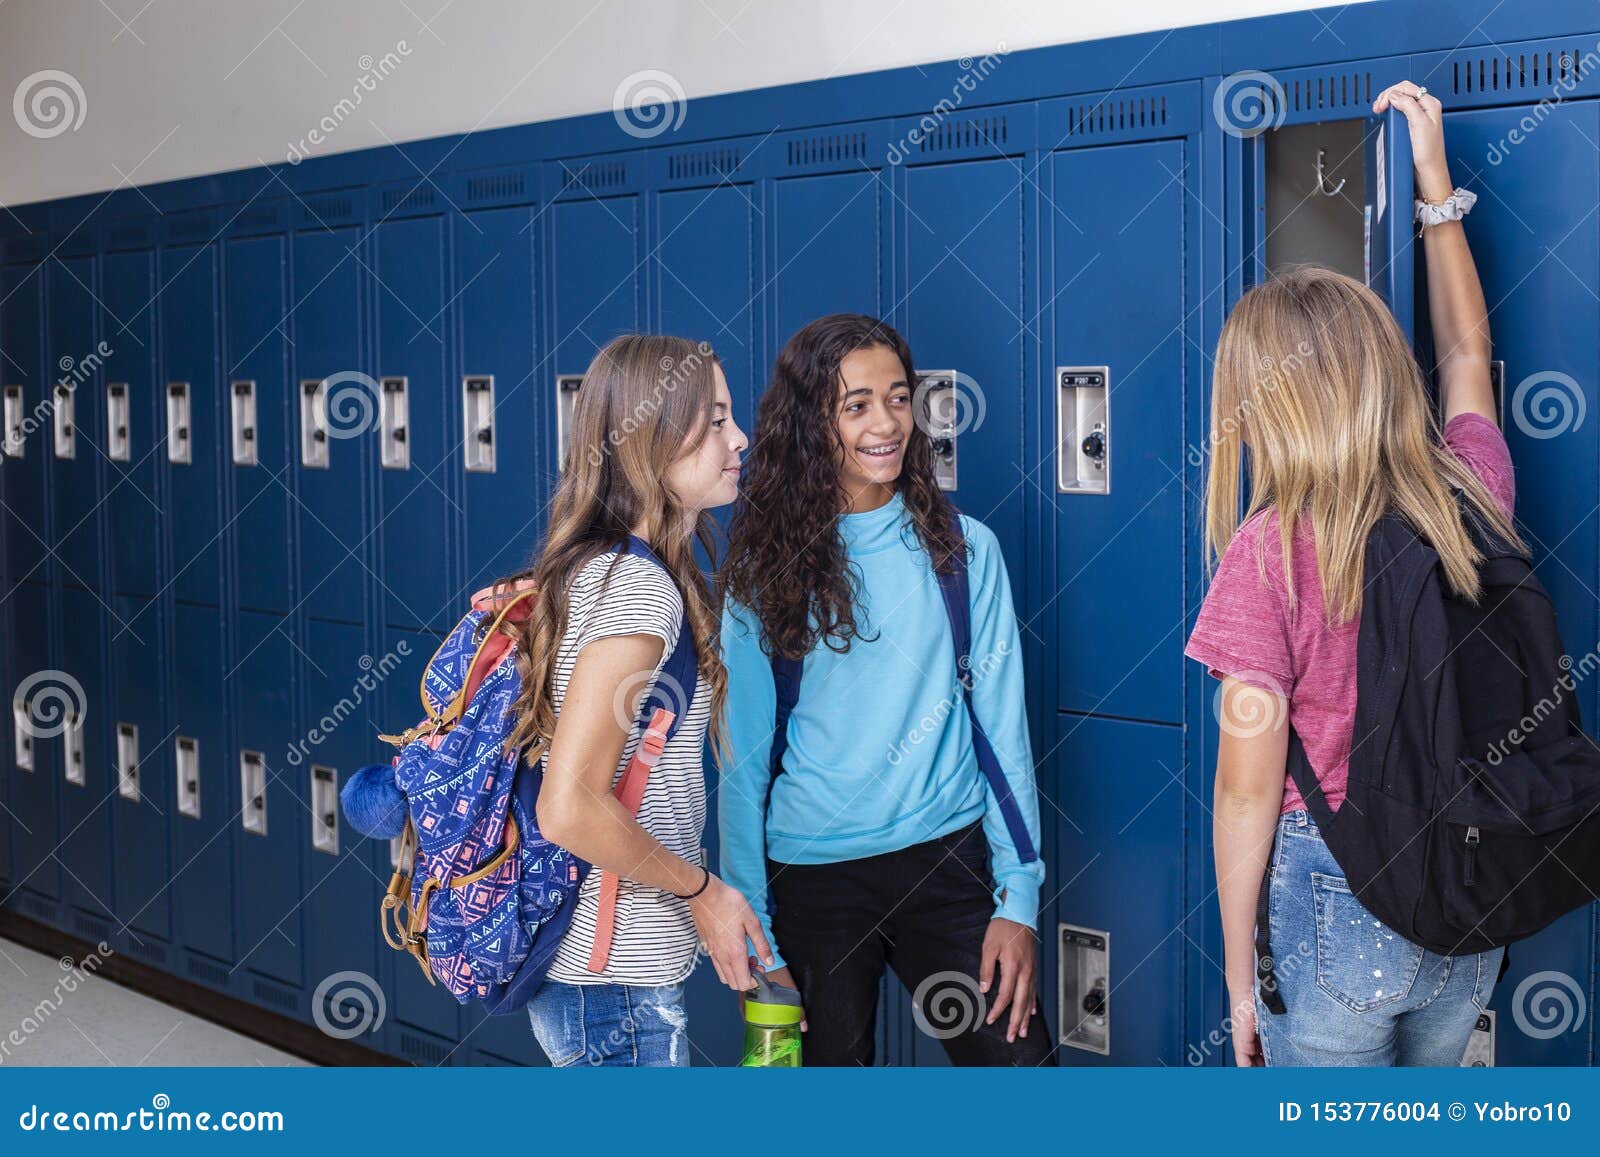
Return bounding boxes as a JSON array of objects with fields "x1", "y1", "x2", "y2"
[{"x1": 718, "y1": 493, "x2": 1044, "y2": 969}]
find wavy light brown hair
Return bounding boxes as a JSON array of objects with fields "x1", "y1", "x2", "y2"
[
  {"x1": 1205, "y1": 266, "x2": 1522, "y2": 623},
  {"x1": 720, "y1": 313, "x2": 962, "y2": 660},
  {"x1": 498, "y1": 334, "x2": 728, "y2": 765}
]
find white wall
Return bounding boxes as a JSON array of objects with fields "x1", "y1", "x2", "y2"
[{"x1": 0, "y1": 0, "x2": 1368, "y2": 209}]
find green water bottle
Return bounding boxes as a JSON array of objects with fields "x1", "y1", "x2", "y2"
[{"x1": 740, "y1": 971, "x2": 803, "y2": 1067}]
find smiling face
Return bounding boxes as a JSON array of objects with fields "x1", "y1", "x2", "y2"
[
  {"x1": 665, "y1": 362, "x2": 747, "y2": 513},
  {"x1": 833, "y1": 344, "x2": 913, "y2": 511}
]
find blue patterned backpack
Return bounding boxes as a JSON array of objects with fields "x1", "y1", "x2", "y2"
[{"x1": 343, "y1": 537, "x2": 699, "y2": 1014}]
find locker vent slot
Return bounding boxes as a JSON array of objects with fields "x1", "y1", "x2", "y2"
[
  {"x1": 1452, "y1": 47, "x2": 1587, "y2": 94},
  {"x1": 252, "y1": 978, "x2": 299, "y2": 1012},
  {"x1": 107, "y1": 382, "x2": 131, "y2": 461},
  {"x1": 301, "y1": 193, "x2": 356, "y2": 226},
  {"x1": 166, "y1": 214, "x2": 212, "y2": 243},
  {"x1": 786, "y1": 130, "x2": 868, "y2": 168},
  {"x1": 400, "y1": 1031, "x2": 450, "y2": 1064},
  {"x1": 1067, "y1": 95, "x2": 1168, "y2": 137},
  {"x1": 186, "y1": 955, "x2": 228, "y2": 985},
  {"x1": 234, "y1": 205, "x2": 280, "y2": 232},
  {"x1": 559, "y1": 159, "x2": 627, "y2": 195},
  {"x1": 918, "y1": 114, "x2": 1008, "y2": 153},
  {"x1": 108, "y1": 223, "x2": 151, "y2": 247},
  {"x1": 1281, "y1": 71, "x2": 1372, "y2": 114},
  {"x1": 124, "y1": 938, "x2": 170, "y2": 965},
  {"x1": 667, "y1": 145, "x2": 744, "y2": 180},
  {"x1": 466, "y1": 171, "x2": 527, "y2": 203},
  {"x1": 73, "y1": 911, "x2": 111, "y2": 940},
  {"x1": 381, "y1": 184, "x2": 436, "y2": 214}
]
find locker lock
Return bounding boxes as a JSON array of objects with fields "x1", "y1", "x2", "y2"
[{"x1": 1081, "y1": 431, "x2": 1105, "y2": 461}]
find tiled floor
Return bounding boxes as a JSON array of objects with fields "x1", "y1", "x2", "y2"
[{"x1": 0, "y1": 937, "x2": 310, "y2": 1067}]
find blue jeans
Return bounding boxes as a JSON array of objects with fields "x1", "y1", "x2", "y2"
[
  {"x1": 527, "y1": 980, "x2": 690, "y2": 1067},
  {"x1": 1256, "y1": 810, "x2": 1503, "y2": 1066}
]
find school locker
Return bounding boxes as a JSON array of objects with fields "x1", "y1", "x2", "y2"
[
  {"x1": 6, "y1": 581, "x2": 59, "y2": 915},
  {"x1": 109, "y1": 595, "x2": 174, "y2": 960},
  {"x1": 454, "y1": 190, "x2": 539, "y2": 594},
  {"x1": 46, "y1": 253, "x2": 103, "y2": 591},
  {"x1": 231, "y1": 609, "x2": 304, "y2": 1002},
  {"x1": 548, "y1": 159, "x2": 643, "y2": 383},
  {"x1": 768, "y1": 124, "x2": 894, "y2": 338},
  {"x1": 101, "y1": 236, "x2": 163, "y2": 599},
  {"x1": 168, "y1": 602, "x2": 235, "y2": 972},
  {"x1": 56, "y1": 597, "x2": 114, "y2": 938},
  {"x1": 224, "y1": 215, "x2": 294, "y2": 616},
  {"x1": 292, "y1": 206, "x2": 369, "y2": 626},
  {"x1": 1435, "y1": 96, "x2": 1600, "y2": 1069},
  {"x1": 1, "y1": 258, "x2": 47, "y2": 584},
  {"x1": 160, "y1": 214, "x2": 223, "y2": 607},
  {"x1": 373, "y1": 199, "x2": 454, "y2": 632},
  {"x1": 302, "y1": 618, "x2": 385, "y2": 1041}
]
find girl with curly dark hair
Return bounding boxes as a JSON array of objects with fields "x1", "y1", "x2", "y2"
[{"x1": 718, "y1": 313, "x2": 1050, "y2": 1066}]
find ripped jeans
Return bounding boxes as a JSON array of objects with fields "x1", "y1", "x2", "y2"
[{"x1": 527, "y1": 980, "x2": 689, "y2": 1067}]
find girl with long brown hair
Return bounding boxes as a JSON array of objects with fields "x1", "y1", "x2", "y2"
[
  {"x1": 499, "y1": 333, "x2": 771, "y2": 1066},
  {"x1": 718, "y1": 314, "x2": 1049, "y2": 1066},
  {"x1": 1188, "y1": 83, "x2": 1520, "y2": 1066}
]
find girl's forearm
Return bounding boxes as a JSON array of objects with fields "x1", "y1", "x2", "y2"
[
  {"x1": 539, "y1": 791, "x2": 703, "y2": 896},
  {"x1": 1213, "y1": 787, "x2": 1283, "y2": 988}
]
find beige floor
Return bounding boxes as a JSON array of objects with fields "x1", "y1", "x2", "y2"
[{"x1": 0, "y1": 937, "x2": 310, "y2": 1067}]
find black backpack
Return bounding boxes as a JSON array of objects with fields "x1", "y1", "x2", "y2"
[{"x1": 1256, "y1": 502, "x2": 1600, "y2": 1015}]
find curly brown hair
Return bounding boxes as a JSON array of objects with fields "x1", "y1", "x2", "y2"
[{"x1": 720, "y1": 314, "x2": 963, "y2": 661}]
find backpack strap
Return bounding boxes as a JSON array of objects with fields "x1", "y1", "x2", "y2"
[
  {"x1": 764, "y1": 510, "x2": 1039, "y2": 865},
  {"x1": 586, "y1": 535, "x2": 702, "y2": 973}
]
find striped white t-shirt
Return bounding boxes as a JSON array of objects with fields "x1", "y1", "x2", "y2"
[{"x1": 544, "y1": 549, "x2": 710, "y2": 986}]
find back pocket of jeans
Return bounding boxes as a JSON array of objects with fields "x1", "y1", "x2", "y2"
[{"x1": 1311, "y1": 872, "x2": 1424, "y2": 1014}]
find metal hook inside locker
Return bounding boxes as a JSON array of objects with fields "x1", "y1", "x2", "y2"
[{"x1": 1314, "y1": 146, "x2": 1346, "y2": 197}]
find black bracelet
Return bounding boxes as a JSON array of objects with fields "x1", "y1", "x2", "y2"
[{"x1": 673, "y1": 865, "x2": 711, "y2": 900}]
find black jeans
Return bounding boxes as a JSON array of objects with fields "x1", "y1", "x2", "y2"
[{"x1": 768, "y1": 819, "x2": 1054, "y2": 1067}]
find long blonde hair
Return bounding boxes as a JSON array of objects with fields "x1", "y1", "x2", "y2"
[
  {"x1": 1205, "y1": 266, "x2": 1521, "y2": 623},
  {"x1": 500, "y1": 334, "x2": 728, "y2": 765}
]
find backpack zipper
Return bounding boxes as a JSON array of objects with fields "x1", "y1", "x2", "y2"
[{"x1": 1464, "y1": 826, "x2": 1480, "y2": 886}]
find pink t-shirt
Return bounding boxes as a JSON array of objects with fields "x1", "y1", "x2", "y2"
[{"x1": 1184, "y1": 412, "x2": 1515, "y2": 813}]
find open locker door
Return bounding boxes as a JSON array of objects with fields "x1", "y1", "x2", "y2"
[{"x1": 1364, "y1": 106, "x2": 1415, "y2": 340}]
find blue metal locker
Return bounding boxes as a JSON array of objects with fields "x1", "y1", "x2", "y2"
[
  {"x1": 109, "y1": 595, "x2": 174, "y2": 964},
  {"x1": 160, "y1": 213, "x2": 222, "y2": 607},
  {"x1": 768, "y1": 124, "x2": 895, "y2": 338},
  {"x1": 378, "y1": 625, "x2": 463, "y2": 1055},
  {"x1": 456, "y1": 195, "x2": 539, "y2": 589},
  {"x1": 374, "y1": 197, "x2": 454, "y2": 631},
  {"x1": 169, "y1": 601, "x2": 235, "y2": 971},
  {"x1": 224, "y1": 214, "x2": 294, "y2": 615},
  {"x1": 6, "y1": 580, "x2": 60, "y2": 915},
  {"x1": 46, "y1": 253, "x2": 103, "y2": 591},
  {"x1": 548, "y1": 159, "x2": 642, "y2": 378},
  {"x1": 56, "y1": 595, "x2": 114, "y2": 940},
  {"x1": 1432, "y1": 95, "x2": 1600, "y2": 1068},
  {"x1": 1049, "y1": 135, "x2": 1188, "y2": 725},
  {"x1": 1, "y1": 256, "x2": 48, "y2": 584},
  {"x1": 231, "y1": 609, "x2": 304, "y2": 1001},
  {"x1": 302, "y1": 617, "x2": 384, "y2": 1040},
  {"x1": 101, "y1": 233, "x2": 163, "y2": 600},
  {"x1": 292, "y1": 208, "x2": 369, "y2": 626}
]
